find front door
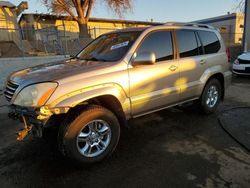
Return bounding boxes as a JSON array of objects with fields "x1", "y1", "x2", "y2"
[{"x1": 128, "y1": 30, "x2": 180, "y2": 116}]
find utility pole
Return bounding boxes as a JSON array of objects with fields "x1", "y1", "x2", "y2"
[{"x1": 243, "y1": 0, "x2": 250, "y2": 52}]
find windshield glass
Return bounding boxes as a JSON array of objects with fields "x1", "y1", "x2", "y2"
[{"x1": 77, "y1": 31, "x2": 141, "y2": 62}]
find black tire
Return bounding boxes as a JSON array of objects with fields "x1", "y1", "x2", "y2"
[
  {"x1": 58, "y1": 105, "x2": 120, "y2": 165},
  {"x1": 199, "y1": 79, "x2": 222, "y2": 114},
  {"x1": 42, "y1": 127, "x2": 58, "y2": 142}
]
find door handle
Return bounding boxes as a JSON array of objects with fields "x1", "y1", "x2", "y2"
[
  {"x1": 200, "y1": 59, "x2": 206, "y2": 65},
  {"x1": 169, "y1": 65, "x2": 178, "y2": 72}
]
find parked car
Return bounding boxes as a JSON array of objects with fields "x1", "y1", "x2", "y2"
[
  {"x1": 5, "y1": 22, "x2": 232, "y2": 165},
  {"x1": 233, "y1": 52, "x2": 250, "y2": 75}
]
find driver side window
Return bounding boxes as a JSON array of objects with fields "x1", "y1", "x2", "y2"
[{"x1": 136, "y1": 31, "x2": 174, "y2": 62}]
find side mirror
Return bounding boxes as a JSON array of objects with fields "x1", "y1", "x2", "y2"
[{"x1": 131, "y1": 52, "x2": 156, "y2": 66}]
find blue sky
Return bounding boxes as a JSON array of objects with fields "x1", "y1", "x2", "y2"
[{"x1": 12, "y1": 0, "x2": 239, "y2": 22}]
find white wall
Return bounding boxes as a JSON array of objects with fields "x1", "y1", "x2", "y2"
[
  {"x1": 0, "y1": 55, "x2": 69, "y2": 89},
  {"x1": 244, "y1": 0, "x2": 250, "y2": 51}
]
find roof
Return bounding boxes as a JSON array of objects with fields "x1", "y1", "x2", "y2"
[
  {"x1": 19, "y1": 13, "x2": 162, "y2": 26},
  {"x1": 108, "y1": 22, "x2": 217, "y2": 35},
  {"x1": 0, "y1": 1, "x2": 15, "y2": 8},
  {"x1": 194, "y1": 13, "x2": 238, "y2": 24},
  {"x1": 108, "y1": 26, "x2": 149, "y2": 33}
]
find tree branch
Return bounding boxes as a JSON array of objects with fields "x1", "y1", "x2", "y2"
[
  {"x1": 76, "y1": 0, "x2": 85, "y2": 20},
  {"x1": 81, "y1": 0, "x2": 88, "y2": 11},
  {"x1": 85, "y1": 0, "x2": 93, "y2": 20},
  {"x1": 54, "y1": 0, "x2": 79, "y2": 21},
  {"x1": 41, "y1": 0, "x2": 133, "y2": 23}
]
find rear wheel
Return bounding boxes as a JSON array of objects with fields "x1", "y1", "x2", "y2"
[
  {"x1": 199, "y1": 79, "x2": 222, "y2": 114},
  {"x1": 58, "y1": 105, "x2": 120, "y2": 164}
]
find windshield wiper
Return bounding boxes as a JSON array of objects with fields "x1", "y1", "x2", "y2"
[
  {"x1": 82, "y1": 57, "x2": 107, "y2": 62},
  {"x1": 69, "y1": 55, "x2": 80, "y2": 60}
]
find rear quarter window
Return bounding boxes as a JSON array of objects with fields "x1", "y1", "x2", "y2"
[{"x1": 197, "y1": 31, "x2": 221, "y2": 54}]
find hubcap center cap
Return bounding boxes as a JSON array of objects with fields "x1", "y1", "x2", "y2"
[{"x1": 89, "y1": 132, "x2": 99, "y2": 142}]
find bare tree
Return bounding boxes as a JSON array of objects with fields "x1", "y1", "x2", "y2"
[
  {"x1": 235, "y1": 0, "x2": 245, "y2": 12},
  {"x1": 42, "y1": 0, "x2": 133, "y2": 38}
]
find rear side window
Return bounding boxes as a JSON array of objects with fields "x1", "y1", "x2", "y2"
[
  {"x1": 197, "y1": 31, "x2": 221, "y2": 54},
  {"x1": 137, "y1": 31, "x2": 173, "y2": 62},
  {"x1": 176, "y1": 30, "x2": 199, "y2": 58}
]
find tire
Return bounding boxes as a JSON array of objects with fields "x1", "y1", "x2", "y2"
[
  {"x1": 199, "y1": 79, "x2": 222, "y2": 114},
  {"x1": 58, "y1": 105, "x2": 120, "y2": 165},
  {"x1": 42, "y1": 127, "x2": 59, "y2": 143}
]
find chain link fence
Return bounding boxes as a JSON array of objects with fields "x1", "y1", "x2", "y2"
[
  {"x1": 0, "y1": 26, "x2": 93, "y2": 58},
  {"x1": 0, "y1": 26, "x2": 244, "y2": 59},
  {"x1": 88, "y1": 27, "x2": 121, "y2": 39}
]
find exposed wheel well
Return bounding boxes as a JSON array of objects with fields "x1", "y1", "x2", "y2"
[
  {"x1": 207, "y1": 73, "x2": 225, "y2": 100},
  {"x1": 67, "y1": 95, "x2": 127, "y2": 128}
]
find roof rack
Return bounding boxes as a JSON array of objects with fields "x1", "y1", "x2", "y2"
[{"x1": 164, "y1": 22, "x2": 215, "y2": 30}]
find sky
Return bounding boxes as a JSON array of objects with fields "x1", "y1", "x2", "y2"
[{"x1": 11, "y1": 0, "x2": 240, "y2": 22}]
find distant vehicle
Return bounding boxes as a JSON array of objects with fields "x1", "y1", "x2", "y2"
[
  {"x1": 5, "y1": 22, "x2": 232, "y2": 165},
  {"x1": 233, "y1": 52, "x2": 250, "y2": 75}
]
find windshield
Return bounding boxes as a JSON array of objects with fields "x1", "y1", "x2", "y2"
[{"x1": 77, "y1": 31, "x2": 141, "y2": 62}]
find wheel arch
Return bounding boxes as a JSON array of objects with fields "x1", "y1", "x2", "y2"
[
  {"x1": 65, "y1": 94, "x2": 128, "y2": 129},
  {"x1": 46, "y1": 84, "x2": 130, "y2": 129}
]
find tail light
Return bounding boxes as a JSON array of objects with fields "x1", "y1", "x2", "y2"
[{"x1": 226, "y1": 48, "x2": 230, "y2": 63}]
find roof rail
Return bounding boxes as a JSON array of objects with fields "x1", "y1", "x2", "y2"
[{"x1": 164, "y1": 22, "x2": 215, "y2": 30}]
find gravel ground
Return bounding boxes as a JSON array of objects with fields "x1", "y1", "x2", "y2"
[{"x1": 0, "y1": 76, "x2": 250, "y2": 188}]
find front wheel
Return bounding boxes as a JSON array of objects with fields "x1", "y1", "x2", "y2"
[
  {"x1": 199, "y1": 79, "x2": 222, "y2": 114},
  {"x1": 58, "y1": 105, "x2": 120, "y2": 164}
]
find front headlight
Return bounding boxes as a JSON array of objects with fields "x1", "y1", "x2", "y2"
[{"x1": 14, "y1": 82, "x2": 58, "y2": 107}]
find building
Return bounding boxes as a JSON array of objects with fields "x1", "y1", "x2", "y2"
[
  {"x1": 0, "y1": 1, "x2": 20, "y2": 46},
  {"x1": 18, "y1": 13, "x2": 161, "y2": 41},
  {"x1": 0, "y1": 1, "x2": 28, "y2": 57},
  {"x1": 195, "y1": 13, "x2": 244, "y2": 47},
  {"x1": 243, "y1": 0, "x2": 250, "y2": 52},
  {"x1": 0, "y1": 1, "x2": 28, "y2": 42},
  {"x1": 17, "y1": 13, "x2": 161, "y2": 56}
]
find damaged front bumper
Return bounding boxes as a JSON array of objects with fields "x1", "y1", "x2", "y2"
[
  {"x1": 8, "y1": 105, "x2": 69, "y2": 124},
  {"x1": 8, "y1": 105, "x2": 70, "y2": 140}
]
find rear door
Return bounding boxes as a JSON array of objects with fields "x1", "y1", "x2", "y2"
[
  {"x1": 175, "y1": 29, "x2": 207, "y2": 101},
  {"x1": 176, "y1": 29, "x2": 222, "y2": 101}
]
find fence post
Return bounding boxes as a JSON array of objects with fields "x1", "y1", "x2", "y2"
[
  {"x1": 18, "y1": 28, "x2": 25, "y2": 58},
  {"x1": 94, "y1": 27, "x2": 96, "y2": 39}
]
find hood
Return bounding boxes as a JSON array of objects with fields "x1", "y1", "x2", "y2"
[
  {"x1": 9, "y1": 59, "x2": 114, "y2": 86},
  {"x1": 238, "y1": 52, "x2": 250, "y2": 61}
]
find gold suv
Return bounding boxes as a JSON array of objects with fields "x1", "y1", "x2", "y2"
[{"x1": 5, "y1": 22, "x2": 232, "y2": 164}]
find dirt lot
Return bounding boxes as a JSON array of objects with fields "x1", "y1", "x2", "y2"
[{"x1": 0, "y1": 76, "x2": 250, "y2": 188}]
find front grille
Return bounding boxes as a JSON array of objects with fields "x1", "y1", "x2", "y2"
[
  {"x1": 234, "y1": 68, "x2": 250, "y2": 74},
  {"x1": 4, "y1": 81, "x2": 19, "y2": 102},
  {"x1": 238, "y1": 59, "x2": 250, "y2": 65}
]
